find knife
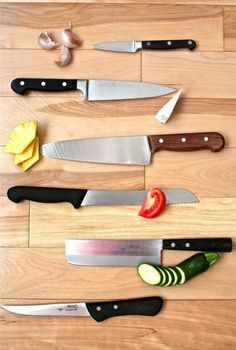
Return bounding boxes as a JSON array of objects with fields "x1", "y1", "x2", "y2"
[
  {"x1": 10, "y1": 78, "x2": 175, "y2": 100},
  {"x1": 94, "y1": 39, "x2": 197, "y2": 53},
  {"x1": 1, "y1": 296, "x2": 163, "y2": 322},
  {"x1": 41, "y1": 132, "x2": 225, "y2": 166},
  {"x1": 7, "y1": 186, "x2": 199, "y2": 208},
  {"x1": 65, "y1": 238, "x2": 232, "y2": 266}
]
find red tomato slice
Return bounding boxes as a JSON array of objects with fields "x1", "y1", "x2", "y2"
[{"x1": 138, "y1": 188, "x2": 166, "y2": 219}]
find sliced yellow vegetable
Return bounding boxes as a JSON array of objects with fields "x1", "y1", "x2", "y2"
[
  {"x1": 22, "y1": 136, "x2": 39, "y2": 171},
  {"x1": 5, "y1": 120, "x2": 38, "y2": 154},
  {"x1": 14, "y1": 138, "x2": 36, "y2": 165}
]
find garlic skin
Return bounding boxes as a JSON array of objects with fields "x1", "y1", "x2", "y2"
[
  {"x1": 55, "y1": 46, "x2": 71, "y2": 67},
  {"x1": 61, "y1": 26, "x2": 81, "y2": 48},
  {"x1": 38, "y1": 31, "x2": 58, "y2": 50}
]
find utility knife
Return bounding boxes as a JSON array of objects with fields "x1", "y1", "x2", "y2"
[
  {"x1": 41, "y1": 132, "x2": 225, "y2": 166},
  {"x1": 65, "y1": 238, "x2": 233, "y2": 266},
  {"x1": 11, "y1": 78, "x2": 175, "y2": 100},
  {"x1": 2, "y1": 296, "x2": 163, "y2": 322},
  {"x1": 7, "y1": 186, "x2": 199, "y2": 209},
  {"x1": 94, "y1": 39, "x2": 197, "y2": 53}
]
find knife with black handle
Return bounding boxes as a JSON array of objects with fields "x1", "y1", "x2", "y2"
[{"x1": 142, "y1": 39, "x2": 196, "y2": 50}]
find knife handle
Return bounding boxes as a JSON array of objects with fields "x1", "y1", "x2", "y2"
[
  {"x1": 7, "y1": 186, "x2": 87, "y2": 209},
  {"x1": 163, "y1": 238, "x2": 232, "y2": 252},
  {"x1": 86, "y1": 296, "x2": 163, "y2": 322},
  {"x1": 11, "y1": 78, "x2": 77, "y2": 95},
  {"x1": 148, "y1": 132, "x2": 225, "y2": 153},
  {"x1": 142, "y1": 39, "x2": 196, "y2": 51}
]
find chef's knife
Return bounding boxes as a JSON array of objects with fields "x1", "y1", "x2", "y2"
[
  {"x1": 41, "y1": 132, "x2": 225, "y2": 165},
  {"x1": 2, "y1": 296, "x2": 163, "y2": 322},
  {"x1": 65, "y1": 238, "x2": 232, "y2": 266},
  {"x1": 7, "y1": 186, "x2": 199, "y2": 208},
  {"x1": 94, "y1": 39, "x2": 196, "y2": 53},
  {"x1": 11, "y1": 78, "x2": 175, "y2": 99}
]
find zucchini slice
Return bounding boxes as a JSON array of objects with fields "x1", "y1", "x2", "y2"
[{"x1": 137, "y1": 252, "x2": 219, "y2": 287}]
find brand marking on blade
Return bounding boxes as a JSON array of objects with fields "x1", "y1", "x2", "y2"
[{"x1": 57, "y1": 304, "x2": 78, "y2": 313}]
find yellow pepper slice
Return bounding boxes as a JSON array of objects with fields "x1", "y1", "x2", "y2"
[
  {"x1": 22, "y1": 136, "x2": 40, "y2": 171},
  {"x1": 14, "y1": 138, "x2": 36, "y2": 165},
  {"x1": 5, "y1": 120, "x2": 38, "y2": 154}
]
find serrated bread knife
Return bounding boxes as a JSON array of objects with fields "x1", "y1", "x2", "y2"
[
  {"x1": 65, "y1": 238, "x2": 232, "y2": 267},
  {"x1": 41, "y1": 132, "x2": 225, "y2": 165},
  {"x1": 7, "y1": 186, "x2": 199, "y2": 208},
  {"x1": 11, "y1": 78, "x2": 175, "y2": 99},
  {"x1": 1, "y1": 296, "x2": 163, "y2": 322},
  {"x1": 94, "y1": 39, "x2": 196, "y2": 53}
]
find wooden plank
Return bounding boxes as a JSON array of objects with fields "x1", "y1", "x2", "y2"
[
  {"x1": 145, "y1": 148, "x2": 236, "y2": 197},
  {"x1": 0, "y1": 247, "x2": 235, "y2": 299},
  {"x1": 1, "y1": 97, "x2": 236, "y2": 146},
  {"x1": 0, "y1": 197, "x2": 29, "y2": 247},
  {"x1": 0, "y1": 299, "x2": 235, "y2": 350},
  {"x1": 29, "y1": 198, "x2": 236, "y2": 247},
  {"x1": 0, "y1": 0, "x2": 235, "y2": 4},
  {"x1": 142, "y1": 51, "x2": 236, "y2": 98},
  {"x1": 0, "y1": 147, "x2": 144, "y2": 197},
  {"x1": 0, "y1": 49, "x2": 140, "y2": 96},
  {"x1": 224, "y1": 6, "x2": 236, "y2": 51},
  {"x1": 0, "y1": 4, "x2": 222, "y2": 51}
]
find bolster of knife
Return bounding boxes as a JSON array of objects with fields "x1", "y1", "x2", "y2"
[
  {"x1": 11, "y1": 78, "x2": 77, "y2": 95},
  {"x1": 86, "y1": 296, "x2": 164, "y2": 322},
  {"x1": 163, "y1": 238, "x2": 232, "y2": 252},
  {"x1": 7, "y1": 186, "x2": 88, "y2": 209}
]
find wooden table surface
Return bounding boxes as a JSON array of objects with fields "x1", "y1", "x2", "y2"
[{"x1": 0, "y1": 1, "x2": 236, "y2": 349}]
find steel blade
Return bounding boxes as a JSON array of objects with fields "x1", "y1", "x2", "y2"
[
  {"x1": 65, "y1": 239, "x2": 163, "y2": 266},
  {"x1": 93, "y1": 41, "x2": 142, "y2": 53},
  {"x1": 41, "y1": 135, "x2": 151, "y2": 165},
  {"x1": 2, "y1": 303, "x2": 90, "y2": 317},
  {"x1": 163, "y1": 189, "x2": 199, "y2": 204},
  {"x1": 86, "y1": 80, "x2": 176, "y2": 101}
]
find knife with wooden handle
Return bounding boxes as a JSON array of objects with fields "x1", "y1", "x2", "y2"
[{"x1": 41, "y1": 132, "x2": 225, "y2": 165}]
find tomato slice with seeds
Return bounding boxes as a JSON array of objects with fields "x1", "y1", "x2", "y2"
[{"x1": 138, "y1": 188, "x2": 166, "y2": 219}]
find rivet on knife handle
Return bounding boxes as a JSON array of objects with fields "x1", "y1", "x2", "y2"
[
  {"x1": 163, "y1": 238, "x2": 232, "y2": 252},
  {"x1": 86, "y1": 296, "x2": 164, "y2": 322},
  {"x1": 142, "y1": 39, "x2": 196, "y2": 51},
  {"x1": 11, "y1": 78, "x2": 77, "y2": 95},
  {"x1": 7, "y1": 186, "x2": 88, "y2": 209},
  {"x1": 148, "y1": 132, "x2": 225, "y2": 153}
]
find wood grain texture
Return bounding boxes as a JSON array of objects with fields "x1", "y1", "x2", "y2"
[
  {"x1": 0, "y1": 299, "x2": 235, "y2": 350},
  {"x1": 0, "y1": 4, "x2": 222, "y2": 50},
  {"x1": 142, "y1": 51, "x2": 236, "y2": 98},
  {"x1": 0, "y1": 248, "x2": 235, "y2": 299},
  {"x1": 29, "y1": 198, "x2": 236, "y2": 247},
  {"x1": 224, "y1": 6, "x2": 236, "y2": 51},
  {"x1": 0, "y1": 197, "x2": 29, "y2": 247}
]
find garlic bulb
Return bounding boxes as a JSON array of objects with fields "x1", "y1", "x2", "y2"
[
  {"x1": 38, "y1": 31, "x2": 58, "y2": 50},
  {"x1": 55, "y1": 46, "x2": 71, "y2": 67},
  {"x1": 61, "y1": 24, "x2": 81, "y2": 48}
]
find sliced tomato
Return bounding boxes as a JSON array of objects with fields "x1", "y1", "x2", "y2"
[{"x1": 138, "y1": 188, "x2": 166, "y2": 219}]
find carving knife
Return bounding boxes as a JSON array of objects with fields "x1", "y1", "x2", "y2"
[
  {"x1": 10, "y1": 78, "x2": 175, "y2": 99},
  {"x1": 94, "y1": 39, "x2": 197, "y2": 53},
  {"x1": 7, "y1": 186, "x2": 199, "y2": 208},
  {"x1": 41, "y1": 132, "x2": 225, "y2": 165},
  {"x1": 1, "y1": 296, "x2": 163, "y2": 322},
  {"x1": 65, "y1": 238, "x2": 232, "y2": 266}
]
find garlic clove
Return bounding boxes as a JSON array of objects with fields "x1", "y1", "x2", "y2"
[
  {"x1": 61, "y1": 25, "x2": 81, "y2": 49},
  {"x1": 55, "y1": 46, "x2": 71, "y2": 67},
  {"x1": 38, "y1": 31, "x2": 58, "y2": 50}
]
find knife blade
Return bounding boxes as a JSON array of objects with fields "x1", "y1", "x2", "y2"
[
  {"x1": 10, "y1": 78, "x2": 175, "y2": 100},
  {"x1": 65, "y1": 238, "x2": 232, "y2": 266},
  {"x1": 7, "y1": 186, "x2": 199, "y2": 208},
  {"x1": 41, "y1": 132, "x2": 225, "y2": 166},
  {"x1": 94, "y1": 39, "x2": 197, "y2": 53},
  {"x1": 2, "y1": 296, "x2": 164, "y2": 322}
]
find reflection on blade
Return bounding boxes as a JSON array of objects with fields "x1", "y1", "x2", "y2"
[
  {"x1": 81, "y1": 190, "x2": 149, "y2": 206},
  {"x1": 94, "y1": 41, "x2": 142, "y2": 52},
  {"x1": 2, "y1": 303, "x2": 90, "y2": 317}
]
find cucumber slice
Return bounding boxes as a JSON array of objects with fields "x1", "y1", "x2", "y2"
[
  {"x1": 137, "y1": 263, "x2": 162, "y2": 285},
  {"x1": 175, "y1": 266, "x2": 186, "y2": 285},
  {"x1": 155, "y1": 266, "x2": 167, "y2": 286},
  {"x1": 161, "y1": 267, "x2": 174, "y2": 287},
  {"x1": 171, "y1": 266, "x2": 182, "y2": 285},
  {"x1": 166, "y1": 267, "x2": 179, "y2": 286}
]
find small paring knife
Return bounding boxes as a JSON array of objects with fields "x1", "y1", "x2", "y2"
[
  {"x1": 94, "y1": 39, "x2": 197, "y2": 53},
  {"x1": 2, "y1": 296, "x2": 164, "y2": 322},
  {"x1": 41, "y1": 132, "x2": 225, "y2": 166},
  {"x1": 7, "y1": 186, "x2": 199, "y2": 208},
  {"x1": 11, "y1": 78, "x2": 175, "y2": 100},
  {"x1": 65, "y1": 238, "x2": 233, "y2": 267}
]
